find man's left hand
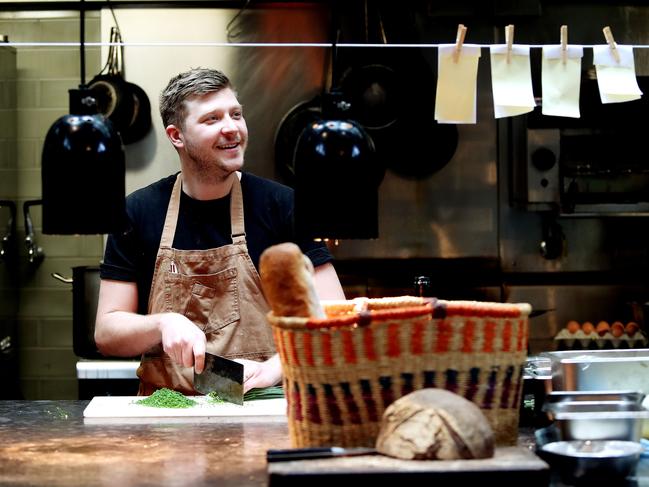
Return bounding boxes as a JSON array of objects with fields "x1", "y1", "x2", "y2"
[{"x1": 234, "y1": 354, "x2": 282, "y2": 393}]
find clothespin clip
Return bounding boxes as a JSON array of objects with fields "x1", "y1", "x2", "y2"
[
  {"x1": 560, "y1": 25, "x2": 568, "y2": 65},
  {"x1": 452, "y1": 24, "x2": 467, "y2": 63},
  {"x1": 505, "y1": 24, "x2": 515, "y2": 64},
  {"x1": 602, "y1": 25, "x2": 620, "y2": 63}
]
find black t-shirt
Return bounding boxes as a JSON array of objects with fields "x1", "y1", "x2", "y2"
[{"x1": 100, "y1": 171, "x2": 333, "y2": 314}]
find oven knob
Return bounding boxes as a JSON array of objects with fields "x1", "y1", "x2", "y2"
[{"x1": 531, "y1": 147, "x2": 556, "y2": 172}]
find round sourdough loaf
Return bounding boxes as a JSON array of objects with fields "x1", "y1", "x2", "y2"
[{"x1": 375, "y1": 388, "x2": 495, "y2": 460}]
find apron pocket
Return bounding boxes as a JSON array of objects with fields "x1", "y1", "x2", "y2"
[{"x1": 183, "y1": 268, "x2": 240, "y2": 332}]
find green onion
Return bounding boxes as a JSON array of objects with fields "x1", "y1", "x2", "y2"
[
  {"x1": 243, "y1": 386, "x2": 285, "y2": 401},
  {"x1": 135, "y1": 388, "x2": 198, "y2": 408}
]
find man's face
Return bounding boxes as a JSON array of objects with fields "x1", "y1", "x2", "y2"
[{"x1": 178, "y1": 88, "x2": 248, "y2": 177}]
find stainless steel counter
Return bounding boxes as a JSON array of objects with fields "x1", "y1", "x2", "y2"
[{"x1": 76, "y1": 360, "x2": 139, "y2": 379}]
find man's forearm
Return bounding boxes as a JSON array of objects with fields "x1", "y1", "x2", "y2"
[{"x1": 95, "y1": 311, "x2": 165, "y2": 357}]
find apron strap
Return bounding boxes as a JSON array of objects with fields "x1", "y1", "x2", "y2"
[
  {"x1": 159, "y1": 173, "x2": 182, "y2": 249},
  {"x1": 159, "y1": 172, "x2": 247, "y2": 249},
  {"x1": 230, "y1": 174, "x2": 247, "y2": 245}
]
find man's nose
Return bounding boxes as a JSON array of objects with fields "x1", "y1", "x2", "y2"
[{"x1": 221, "y1": 116, "x2": 237, "y2": 133}]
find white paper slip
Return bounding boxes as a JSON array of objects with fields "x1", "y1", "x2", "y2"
[
  {"x1": 542, "y1": 45, "x2": 584, "y2": 118},
  {"x1": 593, "y1": 44, "x2": 642, "y2": 104},
  {"x1": 490, "y1": 44, "x2": 536, "y2": 118},
  {"x1": 435, "y1": 44, "x2": 482, "y2": 124}
]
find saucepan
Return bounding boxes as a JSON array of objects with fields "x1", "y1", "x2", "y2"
[{"x1": 52, "y1": 266, "x2": 103, "y2": 359}]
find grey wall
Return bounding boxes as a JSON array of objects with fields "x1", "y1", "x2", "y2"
[{"x1": 0, "y1": 11, "x2": 103, "y2": 399}]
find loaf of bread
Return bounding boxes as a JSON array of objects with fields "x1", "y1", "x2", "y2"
[
  {"x1": 375, "y1": 389, "x2": 495, "y2": 460},
  {"x1": 259, "y1": 242, "x2": 325, "y2": 318}
]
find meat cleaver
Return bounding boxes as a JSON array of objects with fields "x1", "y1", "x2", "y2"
[{"x1": 193, "y1": 352, "x2": 244, "y2": 405}]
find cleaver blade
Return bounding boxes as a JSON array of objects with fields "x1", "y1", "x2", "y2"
[{"x1": 193, "y1": 353, "x2": 244, "y2": 405}]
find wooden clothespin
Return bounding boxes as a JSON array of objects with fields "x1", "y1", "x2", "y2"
[
  {"x1": 505, "y1": 24, "x2": 515, "y2": 64},
  {"x1": 452, "y1": 24, "x2": 467, "y2": 63},
  {"x1": 603, "y1": 25, "x2": 620, "y2": 63},
  {"x1": 560, "y1": 25, "x2": 568, "y2": 65}
]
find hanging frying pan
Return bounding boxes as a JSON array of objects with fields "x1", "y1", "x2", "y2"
[
  {"x1": 339, "y1": 64, "x2": 401, "y2": 130},
  {"x1": 121, "y1": 81, "x2": 152, "y2": 144},
  {"x1": 339, "y1": 52, "x2": 458, "y2": 180},
  {"x1": 88, "y1": 27, "x2": 151, "y2": 144},
  {"x1": 87, "y1": 73, "x2": 134, "y2": 134},
  {"x1": 274, "y1": 97, "x2": 323, "y2": 187}
]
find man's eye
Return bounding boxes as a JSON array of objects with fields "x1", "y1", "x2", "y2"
[{"x1": 232, "y1": 111, "x2": 243, "y2": 119}]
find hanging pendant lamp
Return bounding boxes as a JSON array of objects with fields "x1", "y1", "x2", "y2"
[
  {"x1": 41, "y1": 0, "x2": 126, "y2": 235},
  {"x1": 293, "y1": 1, "x2": 383, "y2": 240},
  {"x1": 294, "y1": 92, "x2": 380, "y2": 240}
]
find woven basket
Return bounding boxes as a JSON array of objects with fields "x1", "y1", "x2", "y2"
[{"x1": 268, "y1": 296, "x2": 531, "y2": 447}]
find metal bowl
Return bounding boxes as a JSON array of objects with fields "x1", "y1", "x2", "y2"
[{"x1": 539, "y1": 440, "x2": 643, "y2": 484}]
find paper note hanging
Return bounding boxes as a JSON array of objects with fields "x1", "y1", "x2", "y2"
[
  {"x1": 490, "y1": 44, "x2": 535, "y2": 118},
  {"x1": 435, "y1": 44, "x2": 481, "y2": 124},
  {"x1": 542, "y1": 45, "x2": 583, "y2": 118},
  {"x1": 593, "y1": 45, "x2": 642, "y2": 103}
]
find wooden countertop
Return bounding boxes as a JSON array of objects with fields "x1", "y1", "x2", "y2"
[{"x1": 0, "y1": 400, "x2": 291, "y2": 487}]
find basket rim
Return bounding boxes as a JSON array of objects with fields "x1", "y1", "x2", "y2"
[{"x1": 268, "y1": 299, "x2": 532, "y2": 330}]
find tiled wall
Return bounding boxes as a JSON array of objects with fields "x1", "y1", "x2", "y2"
[{"x1": 0, "y1": 12, "x2": 103, "y2": 399}]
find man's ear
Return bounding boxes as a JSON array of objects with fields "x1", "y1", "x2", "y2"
[{"x1": 165, "y1": 124, "x2": 184, "y2": 149}]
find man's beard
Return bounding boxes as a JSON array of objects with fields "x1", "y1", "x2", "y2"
[{"x1": 184, "y1": 139, "x2": 243, "y2": 184}]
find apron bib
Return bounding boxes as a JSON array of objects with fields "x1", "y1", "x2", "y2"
[{"x1": 137, "y1": 173, "x2": 276, "y2": 395}]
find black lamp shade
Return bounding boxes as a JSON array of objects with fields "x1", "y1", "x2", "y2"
[
  {"x1": 294, "y1": 93, "x2": 383, "y2": 240},
  {"x1": 42, "y1": 89, "x2": 126, "y2": 235}
]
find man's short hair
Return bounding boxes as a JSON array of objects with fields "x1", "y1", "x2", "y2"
[{"x1": 159, "y1": 68, "x2": 232, "y2": 129}]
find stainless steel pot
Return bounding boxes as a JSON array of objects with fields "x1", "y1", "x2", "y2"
[{"x1": 52, "y1": 266, "x2": 102, "y2": 359}]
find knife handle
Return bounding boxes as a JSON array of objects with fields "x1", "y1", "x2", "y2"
[{"x1": 266, "y1": 447, "x2": 341, "y2": 462}]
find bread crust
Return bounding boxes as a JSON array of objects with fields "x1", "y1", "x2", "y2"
[
  {"x1": 259, "y1": 242, "x2": 325, "y2": 318},
  {"x1": 376, "y1": 388, "x2": 495, "y2": 460}
]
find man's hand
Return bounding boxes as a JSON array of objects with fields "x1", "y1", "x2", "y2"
[
  {"x1": 234, "y1": 354, "x2": 283, "y2": 393},
  {"x1": 158, "y1": 312, "x2": 207, "y2": 374}
]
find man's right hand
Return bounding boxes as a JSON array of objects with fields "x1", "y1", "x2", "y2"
[{"x1": 158, "y1": 312, "x2": 207, "y2": 374}]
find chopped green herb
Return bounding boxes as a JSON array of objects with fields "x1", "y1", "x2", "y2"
[
  {"x1": 207, "y1": 391, "x2": 226, "y2": 404},
  {"x1": 136, "y1": 388, "x2": 198, "y2": 408},
  {"x1": 45, "y1": 406, "x2": 70, "y2": 419}
]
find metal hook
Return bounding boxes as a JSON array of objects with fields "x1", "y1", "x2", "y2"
[
  {"x1": 0, "y1": 200, "x2": 17, "y2": 267},
  {"x1": 23, "y1": 200, "x2": 45, "y2": 266}
]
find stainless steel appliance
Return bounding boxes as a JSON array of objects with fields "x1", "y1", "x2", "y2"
[{"x1": 510, "y1": 77, "x2": 649, "y2": 216}]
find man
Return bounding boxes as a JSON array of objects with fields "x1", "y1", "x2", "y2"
[{"x1": 95, "y1": 68, "x2": 345, "y2": 395}]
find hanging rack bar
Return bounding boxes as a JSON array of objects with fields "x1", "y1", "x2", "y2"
[
  {"x1": 79, "y1": 0, "x2": 86, "y2": 86},
  {"x1": 4, "y1": 41, "x2": 649, "y2": 48}
]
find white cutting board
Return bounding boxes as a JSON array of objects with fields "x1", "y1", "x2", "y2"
[{"x1": 83, "y1": 396, "x2": 287, "y2": 418}]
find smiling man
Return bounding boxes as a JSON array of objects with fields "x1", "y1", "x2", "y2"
[{"x1": 94, "y1": 68, "x2": 345, "y2": 396}]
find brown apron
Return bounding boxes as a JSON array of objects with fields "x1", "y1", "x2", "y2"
[{"x1": 137, "y1": 173, "x2": 276, "y2": 395}]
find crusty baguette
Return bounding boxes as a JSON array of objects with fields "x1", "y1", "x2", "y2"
[{"x1": 259, "y1": 243, "x2": 326, "y2": 318}]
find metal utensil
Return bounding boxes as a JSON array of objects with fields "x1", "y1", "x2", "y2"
[
  {"x1": 267, "y1": 447, "x2": 378, "y2": 462},
  {"x1": 539, "y1": 440, "x2": 642, "y2": 484},
  {"x1": 193, "y1": 353, "x2": 244, "y2": 405}
]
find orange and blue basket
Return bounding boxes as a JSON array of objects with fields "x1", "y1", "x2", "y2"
[{"x1": 268, "y1": 296, "x2": 532, "y2": 447}]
